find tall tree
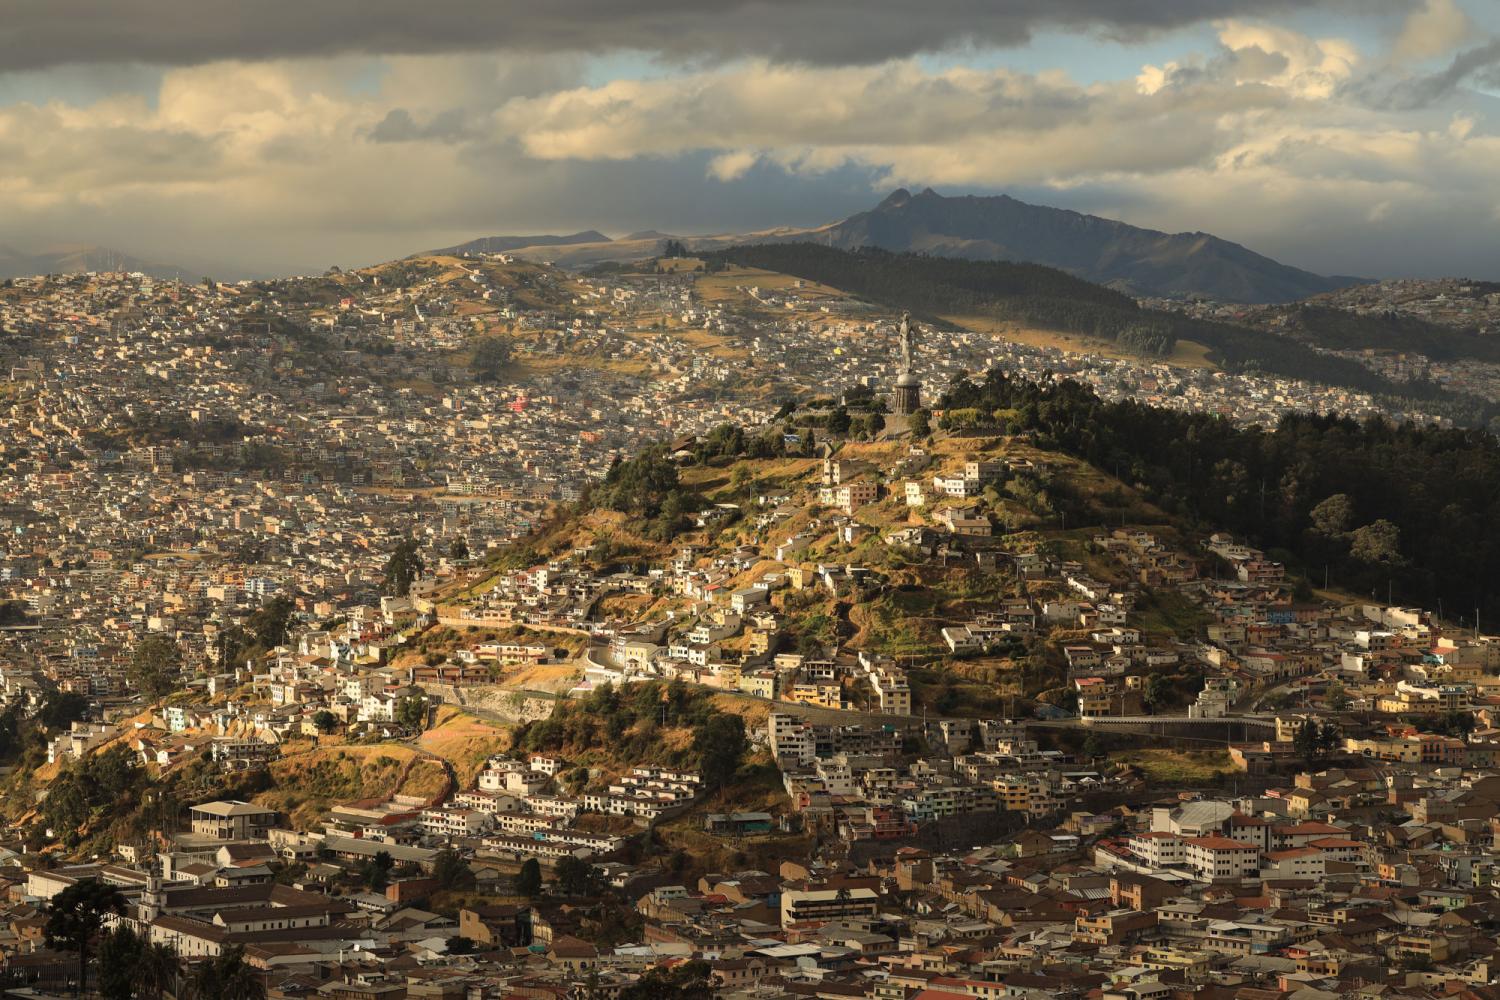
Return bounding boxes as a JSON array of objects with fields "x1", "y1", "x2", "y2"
[
  {"x1": 1317, "y1": 721, "x2": 1343, "y2": 756},
  {"x1": 1293, "y1": 719, "x2": 1322, "y2": 764},
  {"x1": 362, "y1": 850, "x2": 395, "y2": 890},
  {"x1": 44, "y1": 878, "x2": 127, "y2": 998},
  {"x1": 1309, "y1": 494, "x2": 1353, "y2": 536},
  {"x1": 469, "y1": 337, "x2": 511, "y2": 382},
  {"x1": 183, "y1": 945, "x2": 265, "y2": 1000},
  {"x1": 693, "y1": 713, "x2": 747, "y2": 791},
  {"x1": 382, "y1": 536, "x2": 425, "y2": 597},
  {"x1": 1142, "y1": 676, "x2": 1169, "y2": 714},
  {"x1": 128, "y1": 635, "x2": 183, "y2": 700},
  {"x1": 553, "y1": 856, "x2": 601, "y2": 897},
  {"x1": 37, "y1": 689, "x2": 90, "y2": 730},
  {"x1": 396, "y1": 693, "x2": 428, "y2": 731},
  {"x1": 516, "y1": 858, "x2": 543, "y2": 898},
  {"x1": 1350, "y1": 519, "x2": 1403, "y2": 565},
  {"x1": 246, "y1": 595, "x2": 295, "y2": 651},
  {"x1": 139, "y1": 942, "x2": 181, "y2": 1000},
  {"x1": 431, "y1": 848, "x2": 476, "y2": 891},
  {"x1": 618, "y1": 960, "x2": 715, "y2": 1000},
  {"x1": 96, "y1": 925, "x2": 144, "y2": 1000}
]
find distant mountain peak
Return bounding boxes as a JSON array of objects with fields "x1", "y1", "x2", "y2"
[{"x1": 816, "y1": 188, "x2": 1361, "y2": 303}]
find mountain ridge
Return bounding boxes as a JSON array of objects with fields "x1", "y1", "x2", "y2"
[
  {"x1": 428, "y1": 190, "x2": 1363, "y2": 303},
  {"x1": 804, "y1": 188, "x2": 1362, "y2": 304},
  {"x1": 0, "y1": 243, "x2": 184, "y2": 281}
]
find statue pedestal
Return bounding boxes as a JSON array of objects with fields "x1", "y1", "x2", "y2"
[{"x1": 893, "y1": 380, "x2": 921, "y2": 416}]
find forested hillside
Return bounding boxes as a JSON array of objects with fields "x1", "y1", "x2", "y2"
[
  {"x1": 941, "y1": 370, "x2": 1500, "y2": 624},
  {"x1": 1268, "y1": 305, "x2": 1500, "y2": 363}
]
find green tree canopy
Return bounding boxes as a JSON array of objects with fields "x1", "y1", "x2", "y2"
[
  {"x1": 553, "y1": 855, "x2": 602, "y2": 897},
  {"x1": 593, "y1": 445, "x2": 682, "y2": 518},
  {"x1": 96, "y1": 924, "x2": 144, "y2": 1000},
  {"x1": 1293, "y1": 718, "x2": 1330, "y2": 763},
  {"x1": 469, "y1": 337, "x2": 512, "y2": 381},
  {"x1": 516, "y1": 857, "x2": 543, "y2": 898},
  {"x1": 128, "y1": 635, "x2": 183, "y2": 700},
  {"x1": 397, "y1": 694, "x2": 428, "y2": 731},
  {"x1": 693, "y1": 713, "x2": 746, "y2": 791},
  {"x1": 45, "y1": 878, "x2": 127, "y2": 997},
  {"x1": 246, "y1": 595, "x2": 295, "y2": 651},
  {"x1": 1310, "y1": 493, "x2": 1353, "y2": 536},
  {"x1": 382, "y1": 536, "x2": 425, "y2": 597},
  {"x1": 37, "y1": 689, "x2": 90, "y2": 730},
  {"x1": 1350, "y1": 519, "x2": 1403, "y2": 565},
  {"x1": 618, "y1": 960, "x2": 715, "y2": 1000},
  {"x1": 432, "y1": 848, "x2": 476, "y2": 891},
  {"x1": 182, "y1": 944, "x2": 265, "y2": 1000}
]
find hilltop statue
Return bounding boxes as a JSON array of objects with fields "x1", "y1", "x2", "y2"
[
  {"x1": 893, "y1": 312, "x2": 921, "y2": 416},
  {"x1": 899, "y1": 311, "x2": 915, "y2": 373}
]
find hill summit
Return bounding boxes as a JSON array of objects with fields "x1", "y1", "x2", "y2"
[
  {"x1": 0, "y1": 243, "x2": 181, "y2": 280},
  {"x1": 808, "y1": 188, "x2": 1360, "y2": 304}
]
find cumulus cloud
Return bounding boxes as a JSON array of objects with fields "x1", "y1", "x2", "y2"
[
  {"x1": 709, "y1": 151, "x2": 761, "y2": 182},
  {"x1": 0, "y1": 6, "x2": 1497, "y2": 281},
  {"x1": 1392, "y1": 0, "x2": 1476, "y2": 62},
  {"x1": 498, "y1": 40, "x2": 1368, "y2": 191},
  {"x1": 0, "y1": 0, "x2": 1412, "y2": 71}
]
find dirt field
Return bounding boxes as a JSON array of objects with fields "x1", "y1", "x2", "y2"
[
  {"x1": 695, "y1": 266, "x2": 847, "y2": 306},
  {"x1": 417, "y1": 706, "x2": 514, "y2": 787}
]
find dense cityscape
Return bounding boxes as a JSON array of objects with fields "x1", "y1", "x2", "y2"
[
  {"x1": 6, "y1": 4, "x2": 1500, "y2": 1000},
  {"x1": 0, "y1": 244, "x2": 1493, "y2": 1000}
]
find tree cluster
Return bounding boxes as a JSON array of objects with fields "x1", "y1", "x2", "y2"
[
  {"x1": 382, "y1": 536, "x2": 425, "y2": 597},
  {"x1": 128, "y1": 635, "x2": 184, "y2": 700},
  {"x1": 41, "y1": 746, "x2": 148, "y2": 846},
  {"x1": 218, "y1": 595, "x2": 297, "y2": 668},
  {"x1": 469, "y1": 337, "x2": 512, "y2": 382},
  {"x1": 939, "y1": 369, "x2": 1500, "y2": 623},
  {"x1": 517, "y1": 680, "x2": 745, "y2": 784},
  {"x1": 1293, "y1": 718, "x2": 1343, "y2": 762}
]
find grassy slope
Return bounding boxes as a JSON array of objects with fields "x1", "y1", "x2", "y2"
[{"x1": 257, "y1": 742, "x2": 448, "y2": 829}]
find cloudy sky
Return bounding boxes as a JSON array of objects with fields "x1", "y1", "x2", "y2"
[{"x1": 2, "y1": 0, "x2": 1499, "y2": 279}]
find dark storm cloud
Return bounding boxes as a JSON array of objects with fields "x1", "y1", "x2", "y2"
[
  {"x1": 1352, "y1": 38, "x2": 1500, "y2": 109},
  {"x1": 0, "y1": 0, "x2": 1408, "y2": 71},
  {"x1": 366, "y1": 108, "x2": 476, "y2": 144},
  {"x1": 1396, "y1": 39, "x2": 1500, "y2": 106}
]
